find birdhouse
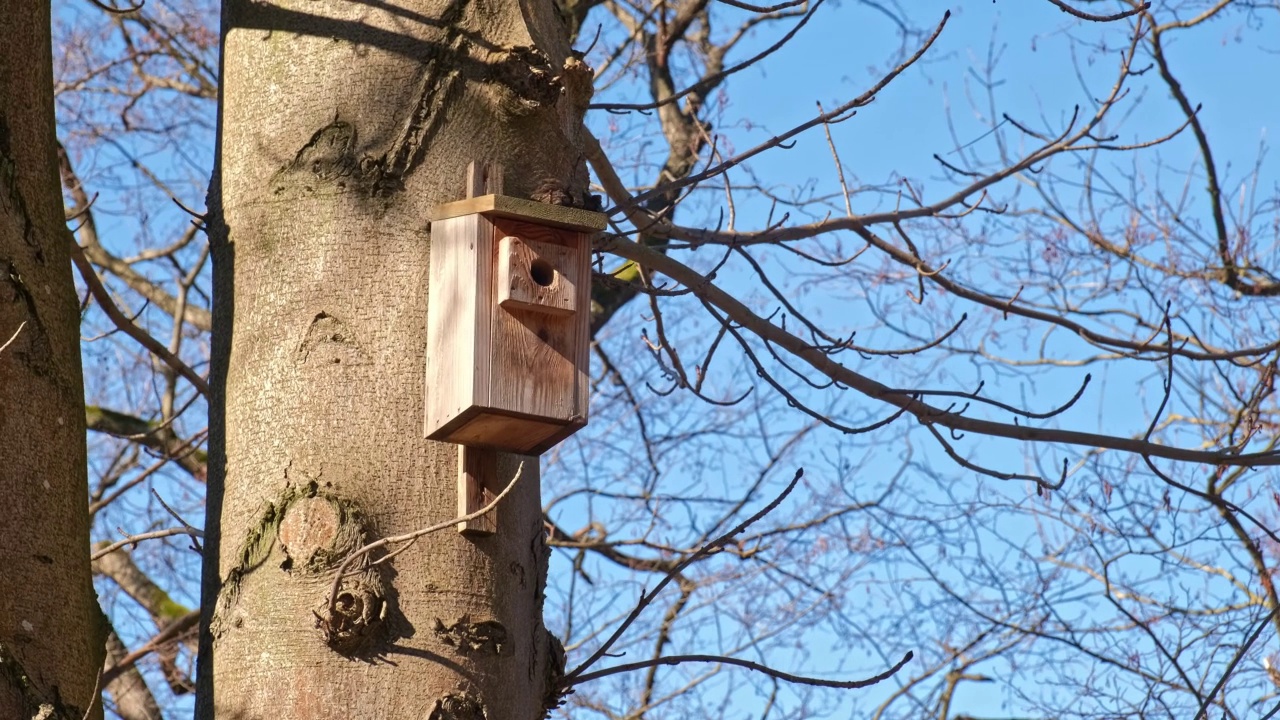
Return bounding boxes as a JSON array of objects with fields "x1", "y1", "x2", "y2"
[{"x1": 424, "y1": 164, "x2": 606, "y2": 456}]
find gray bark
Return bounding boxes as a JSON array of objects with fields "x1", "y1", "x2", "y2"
[
  {"x1": 0, "y1": 2, "x2": 104, "y2": 718},
  {"x1": 198, "y1": 0, "x2": 592, "y2": 717}
]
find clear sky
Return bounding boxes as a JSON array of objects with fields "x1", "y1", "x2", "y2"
[
  {"x1": 568, "y1": 1, "x2": 1280, "y2": 716},
  {"x1": 56, "y1": 0, "x2": 1280, "y2": 717}
]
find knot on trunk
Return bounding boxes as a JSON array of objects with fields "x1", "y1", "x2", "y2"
[
  {"x1": 494, "y1": 45, "x2": 561, "y2": 113},
  {"x1": 427, "y1": 691, "x2": 487, "y2": 720},
  {"x1": 433, "y1": 617, "x2": 509, "y2": 656},
  {"x1": 541, "y1": 630, "x2": 568, "y2": 717},
  {"x1": 315, "y1": 581, "x2": 387, "y2": 656}
]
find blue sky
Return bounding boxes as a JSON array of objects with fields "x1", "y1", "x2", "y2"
[
  {"x1": 57, "y1": 0, "x2": 1280, "y2": 717},
  {"x1": 565, "y1": 2, "x2": 1280, "y2": 716}
]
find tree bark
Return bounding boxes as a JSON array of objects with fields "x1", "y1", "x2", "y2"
[
  {"x1": 198, "y1": 0, "x2": 591, "y2": 717},
  {"x1": 0, "y1": 2, "x2": 104, "y2": 718}
]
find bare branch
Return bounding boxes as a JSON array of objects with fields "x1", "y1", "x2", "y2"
[
  {"x1": 69, "y1": 241, "x2": 210, "y2": 396},
  {"x1": 1042, "y1": 0, "x2": 1150, "y2": 23},
  {"x1": 567, "y1": 649, "x2": 914, "y2": 689}
]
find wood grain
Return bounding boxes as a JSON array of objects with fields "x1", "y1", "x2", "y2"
[
  {"x1": 497, "y1": 235, "x2": 578, "y2": 317},
  {"x1": 488, "y1": 225, "x2": 587, "y2": 429},
  {"x1": 425, "y1": 195, "x2": 592, "y2": 453},
  {"x1": 456, "y1": 445, "x2": 498, "y2": 535},
  {"x1": 425, "y1": 213, "x2": 487, "y2": 438},
  {"x1": 465, "y1": 161, "x2": 504, "y2": 198},
  {"x1": 450, "y1": 412, "x2": 566, "y2": 455},
  {"x1": 431, "y1": 194, "x2": 607, "y2": 232}
]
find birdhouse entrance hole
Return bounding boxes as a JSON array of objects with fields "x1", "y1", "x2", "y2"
[{"x1": 529, "y1": 259, "x2": 554, "y2": 287}]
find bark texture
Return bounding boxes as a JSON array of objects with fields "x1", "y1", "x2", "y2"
[
  {"x1": 0, "y1": 2, "x2": 104, "y2": 718},
  {"x1": 199, "y1": 0, "x2": 590, "y2": 717}
]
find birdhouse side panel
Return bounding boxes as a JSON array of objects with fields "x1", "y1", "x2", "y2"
[
  {"x1": 424, "y1": 212, "x2": 493, "y2": 439},
  {"x1": 573, "y1": 230, "x2": 590, "y2": 420}
]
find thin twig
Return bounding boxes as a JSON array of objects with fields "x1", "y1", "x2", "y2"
[
  {"x1": 1194, "y1": 605, "x2": 1279, "y2": 719},
  {"x1": 92, "y1": 527, "x2": 204, "y2": 561},
  {"x1": 1042, "y1": 0, "x2": 1149, "y2": 22},
  {"x1": 563, "y1": 468, "x2": 805, "y2": 682},
  {"x1": 100, "y1": 611, "x2": 199, "y2": 687},
  {"x1": 0, "y1": 321, "x2": 25, "y2": 355},
  {"x1": 86, "y1": 0, "x2": 144, "y2": 12},
  {"x1": 79, "y1": 667, "x2": 104, "y2": 720},
  {"x1": 152, "y1": 489, "x2": 203, "y2": 552}
]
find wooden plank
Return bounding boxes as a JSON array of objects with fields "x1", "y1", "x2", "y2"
[
  {"x1": 487, "y1": 307, "x2": 577, "y2": 422},
  {"x1": 432, "y1": 194, "x2": 607, "y2": 232},
  {"x1": 473, "y1": 213, "x2": 495, "y2": 425},
  {"x1": 449, "y1": 412, "x2": 565, "y2": 455},
  {"x1": 572, "y1": 229, "x2": 591, "y2": 429},
  {"x1": 487, "y1": 222, "x2": 582, "y2": 426},
  {"x1": 530, "y1": 421, "x2": 586, "y2": 455},
  {"x1": 493, "y1": 217, "x2": 578, "y2": 248},
  {"x1": 465, "y1": 161, "x2": 504, "y2": 199},
  {"x1": 457, "y1": 445, "x2": 498, "y2": 535},
  {"x1": 424, "y1": 214, "x2": 480, "y2": 437},
  {"x1": 497, "y1": 235, "x2": 578, "y2": 317}
]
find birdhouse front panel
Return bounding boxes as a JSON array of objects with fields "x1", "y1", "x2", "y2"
[
  {"x1": 425, "y1": 194, "x2": 604, "y2": 455},
  {"x1": 489, "y1": 217, "x2": 589, "y2": 420}
]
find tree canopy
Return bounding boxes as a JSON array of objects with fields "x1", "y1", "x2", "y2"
[{"x1": 38, "y1": 0, "x2": 1280, "y2": 717}]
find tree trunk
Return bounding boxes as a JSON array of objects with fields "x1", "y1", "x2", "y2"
[
  {"x1": 198, "y1": 1, "x2": 592, "y2": 717},
  {"x1": 0, "y1": 2, "x2": 104, "y2": 718}
]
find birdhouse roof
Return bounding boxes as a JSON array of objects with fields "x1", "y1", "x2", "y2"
[{"x1": 431, "y1": 194, "x2": 608, "y2": 232}]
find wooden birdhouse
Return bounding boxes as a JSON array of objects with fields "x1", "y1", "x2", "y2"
[{"x1": 424, "y1": 163, "x2": 606, "y2": 456}]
